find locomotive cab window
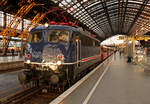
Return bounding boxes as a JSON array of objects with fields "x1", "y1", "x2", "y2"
[
  {"x1": 28, "y1": 31, "x2": 43, "y2": 43},
  {"x1": 48, "y1": 30, "x2": 69, "y2": 44}
]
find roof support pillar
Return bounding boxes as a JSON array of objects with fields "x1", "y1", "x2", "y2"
[
  {"x1": 3, "y1": 12, "x2": 6, "y2": 29},
  {"x1": 22, "y1": 18, "x2": 24, "y2": 32}
]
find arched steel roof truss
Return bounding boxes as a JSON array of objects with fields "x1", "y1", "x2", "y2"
[{"x1": 51, "y1": 0, "x2": 150, "y2": 39}]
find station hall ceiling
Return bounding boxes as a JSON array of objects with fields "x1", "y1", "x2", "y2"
[{"x1": 1, "y1": 0, "x2": 150, "y2": 40}]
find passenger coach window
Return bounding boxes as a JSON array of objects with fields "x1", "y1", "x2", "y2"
[
  {"x1": 28, "y1": 32, "x2": 43, "y2": 43},
  {"x1": 48, "y1": 30, "x2": 69, "y2": 43}
]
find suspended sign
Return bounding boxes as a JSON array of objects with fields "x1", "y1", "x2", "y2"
[
  {"x1": 144, "y1": 37, "x2": 149, "y2": 42},
  {"x1": 137, "y1": 36, "x2": 142, "y2": 40},
  {"x1": 118, "y1": 36, "x2": 125, "y2": 40},
  {"x1": 131, "y1": 37, "x2": 135, "y2": 42}
]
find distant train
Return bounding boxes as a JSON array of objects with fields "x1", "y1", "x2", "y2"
[{"x1": 18, "y1": 23, "x2": 113, "y2": 88}]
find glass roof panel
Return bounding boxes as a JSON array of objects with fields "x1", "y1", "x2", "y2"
[
  {"x1": 61, "y1": 0, "x2": 68, "y2": 6},
  {"x1": 85, "y1": 1, "x2": 101, "y2": 9},
  {"x1": 106, "y1": 0, "x2": 118, "y2": 5},
  {"x1": 52, "y1": 0, "x2": 150, "y2": 38}
]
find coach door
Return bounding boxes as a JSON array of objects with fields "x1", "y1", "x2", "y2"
[{"x1": 73, "y1": 32, "x2": 81, "y2": 67}]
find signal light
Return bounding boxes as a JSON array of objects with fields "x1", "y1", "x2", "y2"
[
  {"x1": 57, "y1": 55, "x2": 62, "y2": 60},
  {"x1": 27, "y1": 54, "x2": 31, "y2": 59}
]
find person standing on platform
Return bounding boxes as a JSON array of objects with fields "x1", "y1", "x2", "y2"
[
  {"x1": 11, "y1": 48, "x2": 14, "y2": 56},
  {"x1": 127, "y1": 43, "x2": 132, "y2": 63},
  {"x1": 119, "y1": 50, "x2": 122, "y2": 56}
]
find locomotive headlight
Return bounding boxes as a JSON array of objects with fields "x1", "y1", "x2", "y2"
[
  {"x1": 57, "y1": 61, "x2": 62, "y2": 65},
  {"x1": 26, "y1": 60, "x2": 30, "y2": 64},
  {"x1": 57, "y1": 54, "x2": 64, "y2": 60},
  {"x1": 44, "y1": 22, "x2": 49, "y2": 27}
]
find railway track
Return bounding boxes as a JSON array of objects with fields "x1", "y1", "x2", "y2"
[
  {"x1": 0, "y1": 87, "x2": 40, "y2": 104},
  {"x1": 0, "y1": 86, "x2": 61, "y2": 104}
]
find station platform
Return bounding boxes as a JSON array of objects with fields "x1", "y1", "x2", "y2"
[
  {"x1": 0, "y1": 56, "x2": 23, "y2": 63},
  {"x1": 50, "y1": 53, "x2": 150, "y2": 104},
  {"x1": 0, "y1": 56, "x2": 24, "y2": 71}
]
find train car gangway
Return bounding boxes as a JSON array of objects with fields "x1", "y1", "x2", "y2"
[{"x1": 50, "y1": 52, "x2": 150, "y2": 104}]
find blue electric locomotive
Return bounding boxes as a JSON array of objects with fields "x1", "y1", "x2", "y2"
[{"x1": 18, "y1": 24, "x2": 101, "y2": 87}]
